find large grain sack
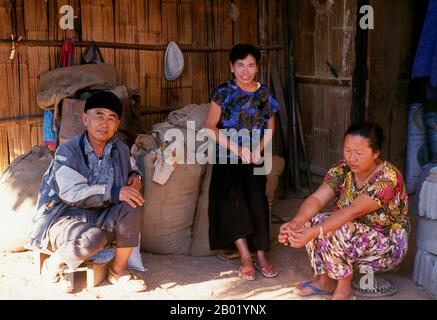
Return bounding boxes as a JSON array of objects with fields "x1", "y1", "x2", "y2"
[
  {"x1": 130, "y1": 134, "x2": 159, "y2": 161},
  {"x1": 165, "y1": 103, "x2": 210, "y2": 130},
  {"x1": 190, "y1": 165, "x2": 220, "y2": 257},
  {"x1": 37, "y1": 63, "x2": 118, "y2": 113},
  {"x1": 0, "y1": 145, "x2": 53, "y2": 252},
  {"x1": 152, "y1": 103, "x2": 210, "y2": 153},
  {"x1": 59, "y1": 98, "x2": 85, "y2": 142},
  {"x1": 140, "y1": 152, "x2": 204, "y2": 255}
]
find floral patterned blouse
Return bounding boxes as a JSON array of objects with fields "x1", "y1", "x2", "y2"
[
  {"x1": 211, "y1": 79, "x2": 280, "y2": 158},
  {"x1": 324, "y1": 159, "x2": 410, "y2": 236}
]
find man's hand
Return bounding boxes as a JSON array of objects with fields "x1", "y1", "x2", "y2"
[
  {"x1": 119, "y1": 186, "x2": 144, "y2": 208},
  {"x1": 128, "y1": 173, "x2": 142, "y2": 191}
]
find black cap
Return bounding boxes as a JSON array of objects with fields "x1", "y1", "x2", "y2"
[{"x1": 84, "y1": 91, "x2": 122, "y2": 118}]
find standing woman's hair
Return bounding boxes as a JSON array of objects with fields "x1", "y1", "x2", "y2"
[
  {"x1": 344, "y1": 121, "x2": 385, "y2": 152},
  {"x1": 229, "y1": 44, "x2": 261, "y2": 64}
]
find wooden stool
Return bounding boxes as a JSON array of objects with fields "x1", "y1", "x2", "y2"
[{"x1": 27, "y1": 246, "x2": 114, "y2": 290}]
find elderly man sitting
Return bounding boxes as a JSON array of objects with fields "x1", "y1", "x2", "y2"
[{"x1": 29, "y1": 91, "x2": 146, "y2": 293}]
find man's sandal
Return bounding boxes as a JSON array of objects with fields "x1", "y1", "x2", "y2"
[
  {"x1": 42, "y1": 259, "x2": 74, "y2": 293},
  {"x1": 238, "y1": 265, "x2": 256, "y2": 281},
  {"x1": 108, "y1": 268, "x2": 147, "y2": 292},
  {"x1": 57, "y1": 272, "x2": 74, "y2": 293},
  {"x1": 41, "y1": 259, "x2": 61, "y2": 283}
]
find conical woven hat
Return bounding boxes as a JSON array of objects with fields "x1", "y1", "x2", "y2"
[{"x1": 164, "y1": 41, "x2": 184, "y2": 80}]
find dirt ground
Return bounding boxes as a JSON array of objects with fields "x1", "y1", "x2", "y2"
[{"x1": 0, "y1": 193, "x2": 431, "y2": 300}]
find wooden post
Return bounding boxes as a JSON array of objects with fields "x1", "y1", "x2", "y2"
[
  {"x1": 86, "y1": 261, "x2": 112, "y2": 289},
  {"x1": 36, "y1": 251, "x2": 51, "y2": 275},
  {"x1": 32, "y1": 247, "x2": 113, "y2": 289},
  {"x1": 258, "y1": 0, "x2": 268, "y2": 85},
  {"x1": 351, "y1": 0, "x2": 369, "y2": 124},
  {"x1": 270, "y1": 57, "x2": 288, "y2": 149}
]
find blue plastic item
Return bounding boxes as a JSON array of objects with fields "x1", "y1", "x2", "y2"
[{"x1": 406, "y1": 103, "x2": 429, "y2": 194}]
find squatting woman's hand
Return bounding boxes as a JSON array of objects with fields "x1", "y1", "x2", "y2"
[{"x1": 288, "y1": 227, "x2": 318, "y2": 248}]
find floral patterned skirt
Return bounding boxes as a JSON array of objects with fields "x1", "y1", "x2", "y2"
[{"x1": 306, "y1": 212, "x2": 408, "y2": 280}]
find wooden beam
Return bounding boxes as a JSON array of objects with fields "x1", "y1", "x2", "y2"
[
  {"x1": 258, "y1": 0, "x2": 268, "y2": 85},
  {"x1": 296, "y1": 75, "x2": 352, "y2": 87},
  {"x1": 0, "y1": 114, "x2": 43, "y2": 127},
  {"x1": 351, "y1": 0, "x2": 369, "y2": 124},
  {"x1": 270, "y1": 60, "x2": 288, "y2": 148},
  {"x1": 0, "y1": 38, "x2": 284, "y2": 52}
]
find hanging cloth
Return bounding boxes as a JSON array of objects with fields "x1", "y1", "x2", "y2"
[
  {"x1": 43, "y1": 39, "x2": 76, "y2": 151},
  {"x1": 58, "y1": 38, "x2": 76, "y2": 68},
  {"x1": 81, "y1": 41, "x2": 104, "y2": 64},
  {"x1": 412, "y1": 0, "x2": 437, "y2": 89}
]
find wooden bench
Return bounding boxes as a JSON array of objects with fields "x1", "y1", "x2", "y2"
[{"x1": 26, "y1": 245, "x2": 115, "y2": 290}]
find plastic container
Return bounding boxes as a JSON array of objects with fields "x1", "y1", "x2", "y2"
[
  {"x1": 406, "y1": 103, "x2": 429, "y2": 194},
  {"x1": 425, "y1": 112, "x2": 437, "y2": 160}
]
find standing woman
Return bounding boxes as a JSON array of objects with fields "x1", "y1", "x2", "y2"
[{"x1": 204, "y1": 44, "x2": 281, "y2": 281}]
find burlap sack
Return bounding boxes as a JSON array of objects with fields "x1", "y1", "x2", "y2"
[
  {"x1": 152, "y1": 103, "x2": 210, "y2": 152},
  {"x1": 37, "y1": 63, "x2": 117, "y2": 115},
  {"x1": 165, "y1": 103, "x2": 210, "y2": 130},
  {"x1": 139, "y1": 152, "x2": 204, "y2": 255},
  {"x1": 189, "y1": 165, "x2": 220, "y2": 256},
  {"x1": 0, "y1": 145, "x2": 53, "y2": 252},
  {"x1": 130, "y1": 134, "x2": 159, "y2": 161}
]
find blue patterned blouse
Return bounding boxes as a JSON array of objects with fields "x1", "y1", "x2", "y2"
[{"x1": 211, "y1": 79, "x2": 281, "y2": 159}]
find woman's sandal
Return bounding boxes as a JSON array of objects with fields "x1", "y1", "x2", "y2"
[
  {"x1": 253, "y1": 262, "x2": 278, "y2": 278},
  {"x1": 293, "y1": 281, "x2": 332, "y2": 297},
  {"x1": 238, "y1": 265, "x2": 256, "y2": 281}
]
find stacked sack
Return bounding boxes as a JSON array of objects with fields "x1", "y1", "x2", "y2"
[
  {"x1": 413, "y1": 165, "x2": 437, "y2": 298},
  {"x1": 0, "y1": 145, "x2": 53, "y2": 252},
  {"x1": 132, "y1": 104, "x2": 209, "y2": 255}
]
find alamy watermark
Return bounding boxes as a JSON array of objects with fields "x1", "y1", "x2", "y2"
[
  {"x1": 58, "y1": 3, "x2": 375, "y2": 31},
  {"x1": 160, "y1": 121, "x2": 273, "y2": 175},
  {"x1": 359, "y1": 5, "x2": 374, "y2": 30},
  {"x1": 359, "y1": 265, "x2": 375, "y2": 290},
  {"x1": 59, "y1": 5, "x2": 76, "y2": 30}
]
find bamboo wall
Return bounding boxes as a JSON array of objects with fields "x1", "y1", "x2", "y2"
[
  {"x1": 291, "y1": 0, "x2": 356, "y2": 174},
  {"x1": 0, "y1": 0, "x2": 287, "y2": 174}
]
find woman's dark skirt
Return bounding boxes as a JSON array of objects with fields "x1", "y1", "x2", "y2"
[{"x1": 208, "y1": 162, "x2": 270, "y2": 251}]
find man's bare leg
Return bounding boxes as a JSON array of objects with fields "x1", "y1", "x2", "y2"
[{"x1": 112, "y1": 247, "x2": 133, "y2": 275}]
